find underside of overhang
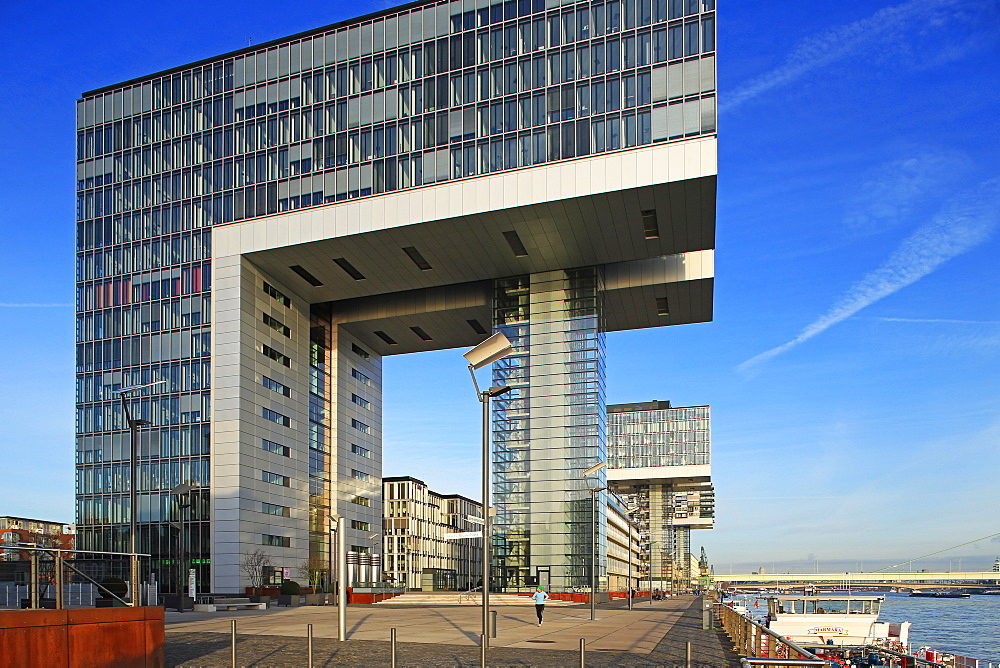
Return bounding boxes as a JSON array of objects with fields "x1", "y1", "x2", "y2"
[{"x1": 247, "y1": 176, "x2": 715, "y2": 304}]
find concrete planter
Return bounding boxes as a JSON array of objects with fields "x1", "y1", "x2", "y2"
[
  {"x1": 303, "y1": 593, "x2": 326, "y2": 606},
  {"x1": 276, "y1": 594, "x2": 300, "y2": 607}
]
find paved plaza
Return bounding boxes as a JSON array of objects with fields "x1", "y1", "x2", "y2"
[{"x1": 165, "y1": 594, "x2": 740, "y2": 666}]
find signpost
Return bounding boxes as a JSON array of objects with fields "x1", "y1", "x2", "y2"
[
  {"x1": 444, "y1": 531, "x2": 483, "y2": 540},
  {"x1": 466, "y1": 516, "x2": 485, "y2": 525}
]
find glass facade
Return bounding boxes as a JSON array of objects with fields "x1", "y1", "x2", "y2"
[
  {"x1": 492, "y1": 268, "x2": 606, "y2": 591},
  {"x1": 608, "y1": 404, "x2": 709, "y2": 468},
  {"x1": 607, "y1": 402, "x2": 713, "y2": 584},
  {"x1": 74, "y1": 0, "x2": 715, "y2": 591}
]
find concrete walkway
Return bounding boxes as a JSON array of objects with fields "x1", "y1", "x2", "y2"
[{"x1": 165, "y1": 594, "x2": 741, "y2": 666}]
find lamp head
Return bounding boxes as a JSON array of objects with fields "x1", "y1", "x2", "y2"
[
  {"x1": 463, "y1": 332, "x2": 513, "y2": 370},
  {"x1": 582, "y1": 462, "x2": 607, "y2": 477},
  {"x1": 486, "y1": 385, "x2": 511, "y2": 398}
]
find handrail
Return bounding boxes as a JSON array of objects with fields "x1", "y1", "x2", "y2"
[
  {"x1": 741, "y1": 660, "x2": 830, "y2": 667},
  {"x1": 865, "y1": 644, "x2": 946, "y2": 668},
  {"x1": 713, "y1": 602, "x2": 832, "y2": 666}
]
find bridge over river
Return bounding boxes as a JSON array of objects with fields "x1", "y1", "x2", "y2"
[{"x1": 714, "y1": 571, "x2": 1000, "y2": 587}]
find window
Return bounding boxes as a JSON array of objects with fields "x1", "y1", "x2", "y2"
[
  {"x1": 262, "y1": 502, "x2": 290, "y2": 517},
  {"x1": 263, "y1": 408, "x2": 290, "y2": 426},
  {"x1": 263, "y1": 376, "x2": 291, "y2": 396},
  {"x1": 351, "y1": 418, "x2": 371, "y2": 433},
  {"x1": 262, "y1": 344, "x2": 290, "y2": 367},
  {"x1": 351, "y1": 520, "x2": 371, "y2": 531},
  {"x1": 352, "y1": 469, "x2": 372, "y2": 482},
  {"x1": 263, "y1": 313, "x2": 291, "y2": 337},
  {"x1": 263, "y1": 282, "x2": 291, "y2": 307},
  {"x1": 262, "y1": 534, "x2": 290, "y2": 547},
  {"x1": 351, "y1": 443, "x2": 371, "y2": 458},
  {"x1": 351, "y1": 495, "x2": 371, "y2": 507},
  {"x1": 262, "y1": 470, "x2": 290, "y2": 486},
  {"x1": 351, "y1": 393, "x2": 370, "y2": 409},
  {"x1": 351, "y1": 343, "x2": 370, "y2": 359},
  {"x1": 351, "y1": 545, "x2": 371, "y2": 553},
  {"x1": 351, "y1": 368, "x2": 370, "y2": 385},
  {"x1": 262, "y1": 439, "x2": 290, "y2": 457}
]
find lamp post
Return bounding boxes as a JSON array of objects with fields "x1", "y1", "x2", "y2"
[
  {"x1": 330, "y1": 515, "x2": 347, "y2": 641},
  {"x1": 171, "y1": 483, "x2": 193, "y2": 612},
  {"x1": 582, "y1": 462, "x2": 607, "y2": 622},
  {"x1": 368, "y1": 532, "x2": 380, "y2": 584},
  {"x1": 112, "y1": 379, "x2": 166, "y2": 606},
  {"x1": 463, "y1": 331, "x2": 514, "y2": 649}
]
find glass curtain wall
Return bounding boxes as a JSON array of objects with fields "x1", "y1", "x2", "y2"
[
  {"x1": 492, "y1": 268, "x2": 606, "y2": 592},
  {"x1": 308, "y1": 307, "x2": 333, "y2": 589}
]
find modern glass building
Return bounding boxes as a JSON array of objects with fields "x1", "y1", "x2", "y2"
[
  {"x1": 607, "y1": 400, "x2": 714, "y2": 586},
  {"x1": 75, "y1": 0, "x2": 716, "y2": 593}
]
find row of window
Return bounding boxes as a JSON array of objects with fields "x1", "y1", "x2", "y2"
[
  {"x1": 76, "y1": 230, "x2": 211, "y2": 279},
  {"x1": 78, "y1": 0, "x2": 714, "y2": 126},
  {"x1": 76, "y1": 205, "x2": 213, "y2": 251},
  {"x1": 76, "y1": 392, "x2": 210, "y2": 433},
  {"x1": 263, "y1": 312, "x2": 291, "y2": 337},
  {"x1": 77, "y1": 262, "x2": 211, "y2": 311},
  {"x1": 76, "y1": 459, "x2": 210, "y2": 494},
  {"x1": 76, "y1": 361, "x2": 210, "y2": 402},
  {"x1": 76, "y1": 330, "x2": 211, "y2": 373},
  {"x1": 262, "y1": 407, "x2": 291, "y2": 427},
  {"x1": 80, "y1": 26, "x2": 712, "y2": 163},
  {"x1": 263, "y1": 375, "x2": 291, "y2": 396},
  {"x1": 77, "y1": 297, "x2": 211, "y2": 343},
  {"x1": 79, "y1": 52, "x2": 711, "y2": 194},
  {"x1": 262, "y1": 344, "x2": 291, "y2": 367},
  {"x1": 76, "y1": 424, "x2": 210, "y2": 464}
]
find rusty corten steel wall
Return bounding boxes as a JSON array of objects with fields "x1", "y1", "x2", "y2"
[{"x1": 0, "y1": 606, "x2": 164, "y2": 668}]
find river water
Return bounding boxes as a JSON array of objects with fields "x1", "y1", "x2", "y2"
[{"x1": 879, "y1": 593, "x2": 1000, "y2": 663}]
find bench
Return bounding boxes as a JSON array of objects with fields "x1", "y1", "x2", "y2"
[{"x1": 199, "y1": 597, "x2": 267, "y2": 611}]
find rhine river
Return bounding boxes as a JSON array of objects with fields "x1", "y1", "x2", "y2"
[{"x1": 879, "y1": 593, "x2": 1000, "y2": 663}]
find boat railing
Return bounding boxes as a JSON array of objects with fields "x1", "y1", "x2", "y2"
[{"x1": 714, "y1": 600, "x2": 833, "y2": 666}]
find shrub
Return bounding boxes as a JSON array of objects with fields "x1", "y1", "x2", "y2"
[
  {"x1": 98, "y1": 576, "x2": 127, "y2": 599},
  {"x1": 279, "y1": 579, "x2": 301, "y2": 595}
]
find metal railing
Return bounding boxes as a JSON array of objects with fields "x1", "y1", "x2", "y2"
[
  {"x1": 0, "y1": 544, "x2": 149, "y2": 609},
  {"x1": 459, "y1": 586, "x2": 482, "y2": 604},
  {"x1": 714, "y1": 602, "x2": 831, "y2": 665}
]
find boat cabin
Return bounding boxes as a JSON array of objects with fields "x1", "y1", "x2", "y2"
[{"x1": 765, "y1": 596, "x2": 909, "y2": 649}]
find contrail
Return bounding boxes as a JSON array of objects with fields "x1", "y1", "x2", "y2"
[
  {"x1": 739, "y1": 179, "x2": 1000, "y2": 371},
  {"x1": 723, "y1": 0, "x2": 959, "y2": 113},
  {"x1": 876, "y1": 317, "x2": 1000, "y2": 325}
]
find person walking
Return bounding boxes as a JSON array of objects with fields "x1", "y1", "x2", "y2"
[{"x1": 531, "y1": 585, "x2": 550, "y2": 626}]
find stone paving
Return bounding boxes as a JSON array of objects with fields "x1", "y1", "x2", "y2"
[{"x1": 165, "y1": 595, "x2": 741, "y2": 667}]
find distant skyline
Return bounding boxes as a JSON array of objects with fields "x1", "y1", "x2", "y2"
[{"x1": 1, "y1": 0, "x2": 997, "y2": 568}]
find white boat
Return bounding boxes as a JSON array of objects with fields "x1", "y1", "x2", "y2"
[{"x1": 764, "y1": 595, "x2": 910, "y2": 649}]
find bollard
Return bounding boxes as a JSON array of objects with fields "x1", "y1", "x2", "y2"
[
  {"x1": 307, "y1": 623, "x2": 313, "y2": 668},
  {"x1": 390, "y1": 627, "x2": 397, "y2": 668},
  {"x1": 579, "y1": 638, "x2": 586, "y2": 668},
  {"x1": 685, "y1": 640, "x2": 692, "y2": 668},
  {"x1": 702, "y1": 598, "x2": 710, "y2": 630},
  {"x1": 490, "y1": 609, "x2": 497, "y2": 638},
  {"x1": 231, "y1": 620, "x2": 237, "y2": 668},
  {"x1": 480, "y1": 634, "x2": 487, "y2": 668}
]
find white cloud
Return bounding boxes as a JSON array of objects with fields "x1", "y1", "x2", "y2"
[
  {"x1": 739, "y1": 178, "x2": 1000, "y2": 371},
  {"x1": 722, "y1": 0, "x2": 961, "y2": 114},
  {"x1": 844, "y1": 151, "x2": 971, "y2": 236}
]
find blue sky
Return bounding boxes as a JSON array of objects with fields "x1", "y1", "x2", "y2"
[{"x1": 1, "y1": 0, "x2": 997, "y2": 572}]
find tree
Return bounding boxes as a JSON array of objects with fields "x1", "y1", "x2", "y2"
[
  {"x1": 240, "y1": 549, "x2": 274, "y2": 594},
  {"x1": 298, "y1": 557, "x2": 328, "y2": 591}
]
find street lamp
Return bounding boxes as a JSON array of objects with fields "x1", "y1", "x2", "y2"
[
  {"x1": 368, "y1": 532, "x2": 381, "y2": 583},
  {"x1": 583, "y1": 461, "x2": 607, "y2": 621},
  {"x1": 112, "y1": 379, "x2": 166, "y2": 606},
  {"x1": 464, "y1": 331, "x2": 514, "y2": 649},
  {"x1": 171, "y1": 483, "x2": 193, "y2": 612}
]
